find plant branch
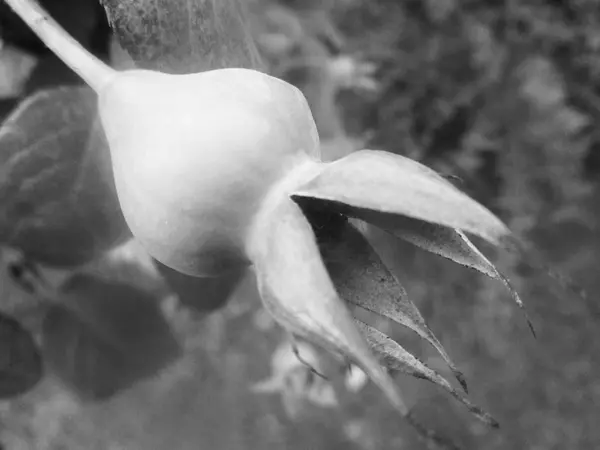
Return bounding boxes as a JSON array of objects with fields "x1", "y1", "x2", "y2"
[{"x1": 3, "y1": 0, "x2": 116, "y2": 93}]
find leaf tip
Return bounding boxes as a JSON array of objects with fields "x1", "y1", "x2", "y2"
[
  {"x1": 496, "y1": 271, "x2": 537, "y2": 338},
  {"x1": 468, "y1": 403, "x2": 500, "y2": 429},
  {"x1": 526, "y1": 316, "x2": 537, "y2": 339},
  {"x1": 454, "y1": 370, "x2": 468, "y2": 394}
]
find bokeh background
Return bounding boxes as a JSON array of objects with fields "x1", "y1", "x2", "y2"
[{"x1": 1, "y1": 1, "x2": 599, "y2": 449}]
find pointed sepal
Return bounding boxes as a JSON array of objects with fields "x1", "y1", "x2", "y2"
[
  {"x1": 355, "y1": 320, "x2": 499, "y2": 428},
  {"x1": 292, "y1": 149, "x2": 537, "y2": 335},
  {"x1": 363, "y1": 221, "x2": 535, "y2": 336},
  {"x1": 246, "y1": 194, "x2": 407, "y2": 415},
  {"x1": 292, "y1": 149, "x2": 510, "y2": 245},
  {"x1": 310, "y1": 211, "x2": 468, "y2": 392}
]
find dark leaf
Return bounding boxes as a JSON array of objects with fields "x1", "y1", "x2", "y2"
[
  {"x1": 100, "y1": 0, "x2": 263, "y2": 74},
  {"x1": 310, "y1": 211, "x2": 467, "y2": 392},
  {"x1": 355, "y1": 320, "x2": 499, "y2": 428},
  {"x1": 292, "y1": 149, "x2": 511, "y2": 246},
  {"x1": 0, "y1": 86, "x2": 130, "y2": 267},
  {"x1": 154, "y1": 259, "x2": 246, "y2": 313},
  {"x1": 0, "y1": 311, "x2": 43, "y2": 398},
  {"x1": 41, "y1": 273, "x2": 181, "y2": 401}
]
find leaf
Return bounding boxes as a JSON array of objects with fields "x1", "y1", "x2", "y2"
[
  {"x1": 363, "y1": 219, "x2": 535, "y2": 335},
  {"x1": 376, "y1": 219, "x2": 498, "y2": 275},
  {"x1": 0, "y1": 44, "x2": 37, "y2": 100},
  {"x1": 247, "y1": 195, "x2": 407, "y2": 415},
  {"x1": 292, "y1": 149, "x2": 511, "y2": 246},
  {"x1": 0, "y1": 86, "x2": 130, "y2": 267},
  {"x1": 100, "y1": 0, "x2": 264, "y2": 74},
  {"x1": 154, "y1": 259, "x2": 246, "y2": 313},
  {"x1": 309, "y1": 210, "x2": 468, "y2": 392},
  {"x1": 355, "y1": 320, "x2": 499, "y2": 428},
  {"x1": 41, "y1": 273, "x2": 181, "y2": 401},
  {"x1": 0, "y1": 311, "x2": 43, "y2": 398},
  {"x1": 294, "y1": 150, "x2": 585, "y2": 302}
]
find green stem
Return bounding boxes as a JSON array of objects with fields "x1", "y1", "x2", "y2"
[{"x1": 3, "y1": 0, "x2": 117, "y2": 93}]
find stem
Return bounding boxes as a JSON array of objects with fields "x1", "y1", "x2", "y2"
[{"x1": 3, "y1": 0, "x2": 117, "y2": 93}]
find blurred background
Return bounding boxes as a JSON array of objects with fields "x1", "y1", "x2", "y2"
[{"x1": 1, "y1": 0, "x2": 599, "y2": 449}]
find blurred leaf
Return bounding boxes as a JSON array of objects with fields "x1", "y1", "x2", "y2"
[
  {"x1": 100, "y1": 0, "x2": 263, "y2": 73},
  {"x1": 0, "y1": 311, "x2": 43, "y2": 398},
  {"x1": 0, "y1": 86, "x2": 130, "y2": 267},
  {"x1": 355, "y1": 320, "x2": 499, "y2": 428},
  {"x1": 519, "y1": 57, "x2": 565, "y2": 111},
  {"x1": 0, "y1": 45, "x2": 37, "y2": 100},
  {"x1": 292, "y1": 150, "x2": 511, "y2": 246},
  {"x1": 41, "y1": 273, "x2": 181, "y2": 401},
  {"x1": 154, "y1": 260, "x2": 246, "y2": 313},
  {"x1": 311, "y1": 211, "x2": 467, "y2": 392}
]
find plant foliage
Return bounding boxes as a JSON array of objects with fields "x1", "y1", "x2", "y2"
[{"x1": 0, "y1": 0, "x2": 596, "y2": 449}]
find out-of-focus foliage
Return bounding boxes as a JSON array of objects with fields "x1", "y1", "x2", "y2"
[
  {"x1": 1, "y1": 0, "x2": 600, "y2": 449},
  {"x1": 0, "y1": 311, "x2": 43, "y2": 398},
  {"x1": 41, "y1": 272, "x2": 181, "y2": 401},
  {"x1": 0, "y1": 87, "x2": 129, "y2": 267}
]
